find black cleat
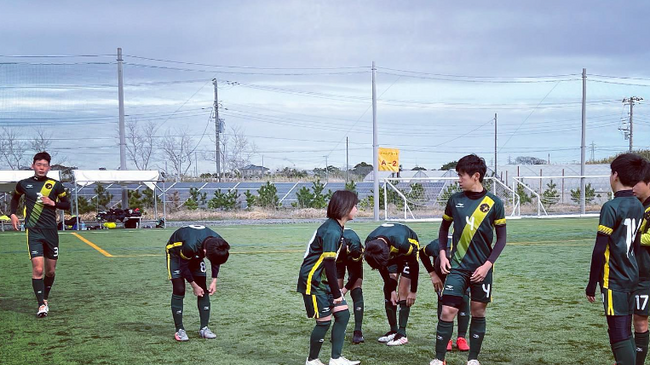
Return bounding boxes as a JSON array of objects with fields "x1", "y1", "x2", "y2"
[{"x1": 352, "y1": 330, "x2": 365, "y2": 344}]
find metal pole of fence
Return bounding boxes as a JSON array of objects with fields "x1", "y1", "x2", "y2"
[{"x1": 580, "y1": 68, "x2": 587, "y2": 215}]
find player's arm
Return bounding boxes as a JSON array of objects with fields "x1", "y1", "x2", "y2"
[
  {"x1": 419, "y1": 242, "x2": 443, "y2": 292},
  {"x1": 54, "y1": 185, "x2": 71, "y2": 210},
  {"x1": 587, "y1": 205, "x2": 615, "y2": 301},
  {"x1": 9, "y1": 184, "x2": 24, "y2": 230},
  {"x1": 208, "y1": 261, "x2": 220, "y2": 295},
  {"x1": 322, "y1": 232, "x2": 343, "y2": 300},
  {"x1": 343, "y1": 260, "x2": 362, "y2": 291},
  {"x1": 438, "y1": 200, "x2": 454, "y2": 274},
  {"x1": 380, "y1": 267, "x2": 398, "y2": 305}
]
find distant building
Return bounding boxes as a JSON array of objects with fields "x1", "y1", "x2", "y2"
[{"x1": 240, "y1": 164, "x2": 270, "y2": 177}]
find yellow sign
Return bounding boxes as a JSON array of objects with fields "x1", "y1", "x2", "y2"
[{"x1": 379, "y1": 148, "x2": 400, "y2": 172}]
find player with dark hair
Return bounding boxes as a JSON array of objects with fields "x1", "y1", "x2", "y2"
[
  {"x1": 420, "y1": 239, "x2": 471, "y2": 352},
  {"x1": 10, "y1": 151, "x2": 70, "y2": 317},
  {"x1": 336, "y1": 228, "x2": 365, "y2": 344},
  {"x1": 430, "y1": 154, "x2": 507, "y2": 365},
  {"x1": 298, "y1": 190, "x2": 360, "y2": 365},
  {"x1": 633, "y1": 161, "x2": 650, "y2": 365},
  {"x1": 166, "y1": 225, "x2": 230, "y2": 342},
  {"x1": 364, "y1": 222, "x2": 420, "y2": 346},
  {"x1": 587, "y1": 153, "x2": 646, "y2": 365}
]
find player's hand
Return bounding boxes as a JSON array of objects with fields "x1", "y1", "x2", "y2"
[
  {"x1": 208, "y1": 279, "x2": 217, "y2": 295},
  {"x1": 439, "y1": 254, "x2": 451, "y2": 275},
  {"x1": 430, "y1": 271, "x2": 443, "y2": 293},
  {"x1": 390, "y1": 291, "x2": 398, "y2": 306},
  {"x1": 471, "y1": 262, "x2": 492, "y2": 283},
  {"x1": 41, "y1": 196, "x2": 55, "y2": 206},
  {"x1": 333, "y1": 295, "x2": 343, "y2": 304},
  {"x1": 10, "y1": 214, "x2": 19, "y2": 231},
  {"x1": 192, "y1": 283, "x2": 204, "y2": 297},
  {"x1": 406, "y1": 291, "x2": 417, "y2": 307},
  {"x1": 586, "y1": 294, "x2": 596, "y2": 303},
  {"x1": 341, "y1": 287, "x2": 348, "y2": 296}
]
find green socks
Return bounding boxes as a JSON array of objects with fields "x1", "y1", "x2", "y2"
[
  {"x1": 197, "y1": 294, "x2": 211, "y2": 328},
  {"x1": 435, "y1": 319, "x2": 454, "y2": 360},
  {"x1": 171, "y1": 294, "x2": 184, "y2": 331},
  {"x1": 397, "y1": 300, "x2": 410, "y2": 336},
  {"x1": 636, "y1": 331, "x2": 649, "y2": 365},
  {"x1": 350, "y1": 288, "x2": 364, "y2": 332},
  {"x1": 458, "y1": 309, "x2": 470, "y2": 339},
  {"x1": 32, "y1": 278, "x2": 45, "y2": 306},
  {"x1": 469, "y1": 317, "x2": 487, "y2": 361},
  {"x1": 612, "y1": 337, "x2": 636, "y2": 365},
  {"x1": 385, "y1": 300, "x2": 398, "y2": 332},
  {"x1": 44, "y1": 274, "x2": 55, "y2": 300},
  {"x1": 331, "y1": 309, "x2": 350, "y2": 359},
  {"x1": 309, "y1": 320, "x2": 331, "y2": 360}
]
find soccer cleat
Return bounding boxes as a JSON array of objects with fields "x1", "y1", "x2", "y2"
[
  {"x1": 456, "y1": 337, "x2": 469, "y2": 351},
  {"x1": 174, "y1": 329, "x2": 189, "y2": 342},
  {"x1": 328, "y1": 356, "x2": 360, "y2": 365},
  {"x1": 352, "y1": 330, "x2": 365, "y2": 344},
  {"x1": 446, "y1": 339, "x2": 452, "y2": 351},
  {"x1": 306, "y1": 358, "x2": 326, "y2": 365},
  {"x1": 467, "y1": 360, "x2": 481, "y2": 365},
  {"x1": 429, "y1": 360, "x2": 446, "y2": 365},
  {"x1": 37, "y1": 304, "x2": 49, "y2": 318},
  {"x1": 377, "y1": 331, "x2": 397, "y2": 343},
  {"x1": 386, "y1": 333, "x2": 408, "y2": 346},
  {"x1": 198, "y1": 326, "x2": 216, "y2": 339}
]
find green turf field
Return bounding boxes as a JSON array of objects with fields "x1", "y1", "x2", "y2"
[{"x1": 0, "y1": 218, "x2": 619, "y2": 364}]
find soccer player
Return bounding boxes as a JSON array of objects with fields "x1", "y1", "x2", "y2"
[
  {"x1": 10, "y1": 152, "x2": 70, "y2": 317},
  {"x1": 337, "y1": 228, "x2": 365, "y2": 344},
  {"x1": 420, "y1": 239, "x2": 471, "y2": 353},
  {"x1": 430, "y1": 154, "x2": 507, "y2": 365},
  {"x1": 364, "y1": 222, "x2": 420, "y2": 346},
  {"x1": 165, "y1": 225, "x2": 230, "y2": 342},
  {"x1": 632, "y1": 160, "x2": 650, "y2": 365},
  {"x1": 586, "y1": 153, "x2": 646, "y2": 365},
  {"x1": 297, "y1": 190, "x2": 360, "y2": 365}
]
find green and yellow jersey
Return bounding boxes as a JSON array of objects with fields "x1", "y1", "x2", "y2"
[
  {"x1": 12, "y1": 176, "x2": 68, "y2": 229},
  {"x1": 637, "y1": 198, "x2": 650, "y2": 282},
  {"x1": 297, "y1": 218, "x2": 344, "y2": 295},
  {"x1": 337, "y1": 228, "x2": 363, "y2": 265},
  {"x1": 597, "y1": 192, "x2": 644, "y2": 291},
  {"x1": 443, "y1": 191, "x2": 506, "y2": 271},
  {"x1": 365, "y1": 222, "x2": 420, "y2": 261},
  {"x1": 165, "y1": 225, "x2": 221, "y2": 260}
]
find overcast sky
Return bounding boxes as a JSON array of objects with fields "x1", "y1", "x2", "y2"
[{"x1": 1, "y1": 1, "x2": 650, "y2": 173}]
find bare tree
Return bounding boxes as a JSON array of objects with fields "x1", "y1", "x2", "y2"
[
  {"x1": 0, "y1": 127, "x2": 27, "y2": 169},
  {"x1": 125, "y1": 119, "x2": 156, "y2": 170},
  {"x1": 205, "y1": 125, "x2": 257, "y2": 174},
  {"x1": 29, "y1": 128, "x2": 66, "y2": 164},
  {"x1": 159, "y1": 127, "x2": 195, "y2": 180}
]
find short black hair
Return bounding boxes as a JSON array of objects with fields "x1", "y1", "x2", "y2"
[
  {"x1": 327, "y1": 190, "x2": 359, "y2": 220},
  {"x1": 611, "y1": 153, "x2": 647, "y2": 187},
  {"x1": 33, "y1": 151, "x2": 51, "y2": 164},
  {"x1": 364, "y1": 239, "x2": 389, "y2": 270},
  {"x1": 456, "y1": 154, "x2": 487, "y2": 183},
  {"x1": 204, "y1": 237, "x2": 230, "y2": 265}
]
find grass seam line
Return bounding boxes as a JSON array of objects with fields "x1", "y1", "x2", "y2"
[{"x1": 71, "y1": 232, "x2": 114, "y2": 257}]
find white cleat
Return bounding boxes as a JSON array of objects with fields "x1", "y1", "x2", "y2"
[
  {"x1": 37, "y1": 304, "x2": 49, "y2": 318},
  {"x1": 198, "y1": 326, "x2": 216, "y2": 339},
  {"x1": 377, "y1": 331, "x2": 397, "y2": 343},
  {"x1": 329, "y1": 356, "x2": 360, "y2": 365},
  {"x1": 386, "y1": 335, "x2": 408, "y2": 346},
  {"x1": 306, "y1": 358, "x2": 326, "y2": 365},
  {"x1": 467, "y1": 360, "x2": 481, "y2": 365},
  {"x1": 174, "y1": 329, "x2": 189, "y2": 341},
  {"x1": 430, "y1": 360, "x2": 445, "y2": 365}
]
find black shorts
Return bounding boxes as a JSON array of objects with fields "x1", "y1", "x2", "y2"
[
  {"x1": 303, "y1": 292, "x2": 347, "y2": 319},
  {"x1": 634, "y1": 281, "x2": 650, "y2": 316},
  {"x1": 166, "y1": 254, "x2": 207, "y2": 280},
  {"x1": 26, "y1": 228, "x2": 59, "y2": 260},
  {"x1": 442, "y1": 268, "x2": 493, "y2": 303},
  {"x1": 387, "y1": 259, "x2": 411, "y2": 279}
]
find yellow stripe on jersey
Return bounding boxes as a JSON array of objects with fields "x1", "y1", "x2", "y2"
[
  {"x1": 167, "y1": 252, "x2": 172, "y2": 280},
  {"x1": 494, "y1": 218, "x2": 506, "y2": 226},
  {"x1": 442, "y1": 214, "x2": 453, "y2": 222},
  {"x1": 306, "y1": 254, "x2": 326, "y2": 295},
  {"x1": 607, "y1": 289, "x2": 615, "y2": 316},
  {"x1": 28, "y1": 179, "x2": 56, "y2": 226},
  {"x1": 166, "y1": 242, "x2": 182, "y2": 251},
  {"x1": 456, "y1": 196, "x2": 495, "y2": 261},
  {"x1": 641, "y1": 207, "x2": 650, "y2": 246},
  {"x1": 598, "y1": 225, "x2": 613, "y2": 236},
  {"x1": 312, "y1": 295, "x2": 320, "y2": 319},
  {"x1": 406, "y1": 238, "x2": 420, "y2": 256},
  {"x1": 603, "y1": 245, "x2": 611, "y2": 289},
  {"x1": 58, "y1": 191, "x2": 67, "y2": 198},
  {"x1": 26, "y1": 229, "x2": 31, "y2": 259}
]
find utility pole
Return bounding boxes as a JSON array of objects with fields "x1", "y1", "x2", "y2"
[
  {"x1": 580, "y1": 68, "x2": 587, "y2": 215},
  {"x1": 212, "y1": 79, "x2": 221, "y2": 182},
  {"x1": 117, "y1": 47, "x2": 129, "y2": 208},
  {"x1": 623, "y1": 96, "x2": 644, "y2": 152},
  {"x1": 346, "y1": 137, "x2": 349, "y2": 184},
  {"x1": 494, "y1": 113, "x2": 497, "y2": 178},
  {"x1": 590, "y1": 141, "x2": 596, "y2": 162},
  {"x1": 372, "y1": 62, "x2": 379, "y2": 221},
  {"x1": 324, "y1": 156, "x2": 329, "y2": 183}
]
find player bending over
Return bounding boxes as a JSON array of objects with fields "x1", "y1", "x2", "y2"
[
  {"x1": 586, "y1": 153, "x2": 647, "y2": 365},
  {"x1": 430, "y1": 154, "x2": 507, "y2": 365},
  {"x1": 364, "y1": 222, "x2": 420, "y2": 347},
  {"x1": 165, "y1": 225, "x2": 230, "y2": 342}
]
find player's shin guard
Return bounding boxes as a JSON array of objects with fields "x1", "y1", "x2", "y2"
[
  {"x1": 171, "y1": 294, "x2": 184, "y2": 331},
  {"x1": 468, "y1": 316, "x2": 486, "y2": 360},
  {"x1": 611, "y1": 338, "x2": 636, "y2": 365},
  {"x1": 635, "y1": 331, "x2": 649, "y2": 365},
  {"x1": 385, "y1": 300, "x2": 398, "y2": 332},
  {"x1": 350, "y1": 288, "x2": 364, "y2": 332},
  {"x1": 397, "y1": 300, "x2": 410, "y2": 336},
  {"x1": 44, "y1": 274, "x2": 55, "y2": 300},
  {"x1": 331, "y1": 309, "x2": 350, "y2": 359},
  {"x1": 457, "y1": 302, "x2": 470, "y2": 338},
  {"x1": 309, "y1": 320, "x2": 331, "y2": 360},
  {"x1": 32, "y1": 278, "x2": 45, "y2": 306},
  {"x1": 435, "y1": 320, "x2": 454, "y2": 360},
  {"x1": 197, "y1": 294, "x2": 210, "y2": 328}
]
